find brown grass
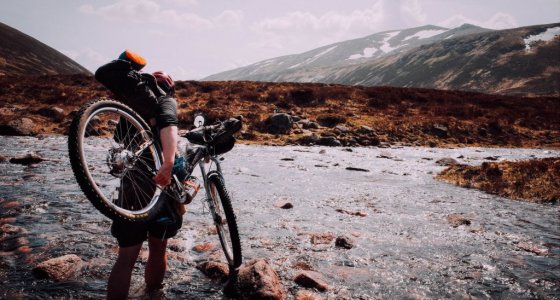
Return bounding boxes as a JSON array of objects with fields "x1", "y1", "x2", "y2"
[
  {"x1": 436, "y1": 158, "x2": 560, "y2": 203},
  {"x1": 0, "y1": 74, "x2": 559, "y2": 148}
]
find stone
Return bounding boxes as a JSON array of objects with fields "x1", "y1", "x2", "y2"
[
  {"x1": 431, "y1": 124, "x2": 449, "y2": 138},
  {"x1": 317, "y1": 136, "x2": 342, "y2": 147},
  {"x1": 293, "y1": 271, "x2": 330, "y2": 292},
  {"x1": 224, "y1": 258, "x2": 284, "y2": 300},
  {"x1": 335, "y1": 236, "x2": 355, "y2": 249},
  {"x1": 310, "y1": 233, "x2": 335, "y2": 245},
  {"x1": 298, "y1": 134, "x2": 320, "y2": 145},
  {"x1": 358, "y1": 125, "x2": 374, "y2": 134},
  {"x1": 38, "y1": 107, "x2": 65, "y2": 122},
  {"x1": 265, "y1": 113, "x2": 293, "y2": 134},
  {"x1": 436, "y1": 157, "x2": 458, "y2": 166},
  {"x1": 32, "y1": 254, "x2": 84, "y2": 281},
  {"x1": 280, "y1": 202, "x2": 293, "y2": 209},
  {"x1": 447, "y1": 214, "x2": 471, "y2": 227},
  {"x1": 0, "y1": 118, "x2": 36, "y2": 136},
  {"x1": 9, "y1": 153, "x2": 46, "y2": 165},
  {"x1": 196, "y1": 261, "x2": 230, "y2": 282}
]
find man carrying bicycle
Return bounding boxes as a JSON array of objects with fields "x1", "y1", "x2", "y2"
[{"x1": 96, "y1": 50, "x2": 182, "y2": 299}]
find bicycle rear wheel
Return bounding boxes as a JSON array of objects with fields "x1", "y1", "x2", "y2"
[
  {"x1": 68, "y1": 99, "x2": 165, "y2": 222},
  {"x1": 207, "y1": 172, "x2": 242, "y2": 268}
]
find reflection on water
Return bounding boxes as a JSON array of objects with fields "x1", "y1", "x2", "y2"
[{"x1": 0, "y1": 136, "x2": 559, "y2": 299}]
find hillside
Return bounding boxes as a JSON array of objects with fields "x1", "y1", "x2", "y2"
[
  {"x1": 0, "y1": 75, "x2": 558, "y2": 148},
  {"x1": 0, "y1": 22, "x2": 90, "y2": 76},
  {"x1": 205, "y1": 23, "x2": 560, "y2": 96}
]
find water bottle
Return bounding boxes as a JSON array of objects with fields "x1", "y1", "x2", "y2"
[
  {"x1": 183, "y1": 176, "x2": 200, "y2": 204},
  {"x1": 172, "y1": 156, "x2": 187, "y2": 181}
]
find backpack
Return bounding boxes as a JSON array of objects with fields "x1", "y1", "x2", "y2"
[{"x1": 95, "y1": 59, "x2": 165, "y2": 120}]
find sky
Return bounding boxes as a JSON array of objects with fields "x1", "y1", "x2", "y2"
[{"x1": 1, "y1": 0, "x2": 559, "y2": 80}]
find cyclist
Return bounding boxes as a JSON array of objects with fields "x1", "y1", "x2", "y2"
[{"x1": 98, "y1": 50, "x2": 182, "y2": 299}]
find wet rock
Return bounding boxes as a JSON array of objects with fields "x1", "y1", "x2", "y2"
[
  {"x1": 293, "y1": 271, "x2": 330, "y2": 292},
  {"x1": 196, "y1": 261, "x2": 229, "y2": 281},
  {"x1": 436, "y1": 157, "x2": 458, "y2": 166},
  {"x1": 192, "y1": 242, "x2": 216, "y2": 253},
  {"x1": 9, "y1": 153, "x2": 46, "y2": 165},
  {"x1": 335, "y1": 236, "x2": 355, "y2": 249},
  {"x1": 167, "y1": 239, "x2": 187, "y2": 252},
  {"x1": 0, "y1": 118, "x2": 37, "y2": 136},
  {"x1": 345, "y1": 167, "x2": 369, "y2": 172},
  {"x1": 310, "y1": 233, "x2": 335, "y2": 245},
  {"x1": 38, "y1": 107, "x2": 65, "y2": 122},
  {"x1": 264, "y1": 113, "x2": 293, "y2": 134},
  {"x1": 296, "y1": 290, "x2": 325, "y2": 300},
  {"x1": 517, "y1": 241, "x2": 550, "y2": 256},
  {"x1": 447, "y1": 214, "x2": 471, "y2": 227},
  {"x1": 317, "y1": 136, "x2": 342, "y2": 147},
  {"x1": 225, "y1": 258, "x2": 284, "y2": 300},
  {"x1": 1, "y1": 201, "x2": 21, "y2": 209},
  {"x1": 335, "y1": 208, "x2": 367, "y2": 217},
  {"x1": 32, "y1": 254, "x2": 84, "y2": 281},
  {"x1": 280, "y1": 202, "x2": 293, "y2": 209}
]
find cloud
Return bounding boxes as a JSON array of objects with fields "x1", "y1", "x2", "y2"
[
  {"x1": 79, "y1": 0, "x2": 242, "y2": 30},
  {"x1": 252, "y1": 1, "x2": 385, "y2": 36},
  {"x1": 400, "y1": 0, "x2": 426, "y2": 25},
  {"x1": 439, "y1": 12, "x2": 518, "y2": 29}
]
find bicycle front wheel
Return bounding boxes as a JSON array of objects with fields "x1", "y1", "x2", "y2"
[
  {"x1": 68, "y1": 99, "x2": 165, "y2": 222},
  {"x1": 207, "y1": 172, "x2": 242, "y2": 268}
]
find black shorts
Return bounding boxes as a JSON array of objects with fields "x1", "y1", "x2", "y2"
[{"x1": 111, "y1": 200, "x2": 183, "y2": 248}]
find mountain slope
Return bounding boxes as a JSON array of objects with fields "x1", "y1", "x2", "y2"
[
  {"x1": 205, "y1": 24, "x2": 489, "y2": 81},
  {"x1": 0, "y1": 22, "x2": 91, "y2": 76},
  {"x1": 205, "y1": 23, "x2": 560, "y2": 96}
]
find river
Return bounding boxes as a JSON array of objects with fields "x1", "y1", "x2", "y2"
[{"x1": 1, "y1": 135, "x2": 558, "y2": 299}]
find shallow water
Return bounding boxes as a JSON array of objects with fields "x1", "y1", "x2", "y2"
[{"x1": 0, "y1": 135, "x2": 559, "y2": 299}]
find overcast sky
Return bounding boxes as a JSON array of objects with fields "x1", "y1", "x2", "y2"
[{"x1": 1, "y1": 0, "x2": 559, "y2": 80}]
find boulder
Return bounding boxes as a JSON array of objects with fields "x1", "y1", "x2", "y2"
[
  {"x1": 264, "y1": 113, "x2": 293, "y2": 134},
  {"x1": 317, "y1": 136, "x2": 342, "y2": 147},
  {"x1": 293, "y1": 271, "x2": 330, "y2": 292},
  {"x1": 38, "y1": 107, "x2": 65, "y2": 122},
  {"x1": 335, "y1": 236, "x2": 355, "y2": 249},
  {"x1": 0, "y1": 118, "x2": 37, "y2": 136},
  {"x1": 225, "y1": 258, "x2": 284, "y2": 300},
  {"x1": 436, "y1": 157, "x2": 458, "y2": 166},
  {"x1": 431, "y1": 124, "x2": 449, "y2": 138},
  {"x1": 197, "y1": 261, "x2": 229, "y2": 282},
  {"x1": 32, "y1": 254, "x2": 84, "y2": 281},
  {"x1": 9, "y1": 153, "x2": 46, "y2": 165}
]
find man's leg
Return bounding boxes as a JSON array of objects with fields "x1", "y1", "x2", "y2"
[
  {"x1": 107, "y1": 244, "x2": 142, "y2": 300},
  {"x1": 145, "y1": 236, "x2": 169, "y2": 292}
]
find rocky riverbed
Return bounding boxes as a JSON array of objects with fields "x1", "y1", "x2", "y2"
[{"x1": 1, "y1": 135, "x2": 559, "y2": 299}]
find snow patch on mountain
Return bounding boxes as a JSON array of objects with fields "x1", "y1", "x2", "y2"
[
  {"x1": 524, "y1": 26, "x2": 560, "y2": 50},
  {"x1": 288, "y1": 46, "x2": 337, "y2": 69},
  {"x1": 379, "y1": 31, "x2": 401, "y2": 53},
  {"x1": 348, "y1": 47, "x2": 378, "y2": 60},
  {"x1": 404, "y1": 29, "x2": 448, "y2": 41}
]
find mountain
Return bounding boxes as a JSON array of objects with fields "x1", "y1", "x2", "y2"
[
  {"x1": 0, "y1": 22, "x2": 91, "y2": 76},
  {"x1": 205, "y1": 23, "x2": 560, "y2": 96}
]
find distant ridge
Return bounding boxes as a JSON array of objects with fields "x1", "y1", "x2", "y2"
[
  {"x1": 0, "y1": 22, "x2": 91, "y2": 76},
  {"x1": 205, "y1": 23, "x2": 560, "y2": 96}
]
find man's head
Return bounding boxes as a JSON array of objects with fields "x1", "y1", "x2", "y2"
[{"x1": 153, "y1": 71, "x2": 175, "y2": 96}]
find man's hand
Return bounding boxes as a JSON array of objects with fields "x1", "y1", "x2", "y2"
[{"x1": 154, "y1": 162, "x2": 173, "y2": 187}]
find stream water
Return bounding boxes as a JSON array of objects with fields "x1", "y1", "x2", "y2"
[{"x1": 1, "y1": 135, "x2": 558, "y2": 299}]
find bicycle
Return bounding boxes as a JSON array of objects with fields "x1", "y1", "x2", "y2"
[{"x1": 67, "y1": 98, "x2": 243, "y2": 268}]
